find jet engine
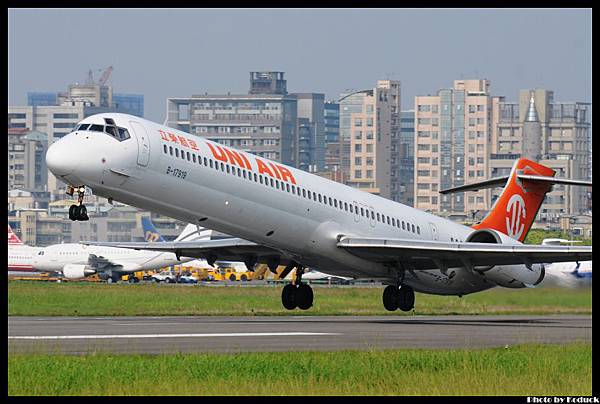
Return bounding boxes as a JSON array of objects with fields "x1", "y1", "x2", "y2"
[
  {"x1": 466, "y1": 229, "x2": 545, "y2": 288},
  {"x1": 62, "y1": 264, "x2": 96, "y2": 279}
]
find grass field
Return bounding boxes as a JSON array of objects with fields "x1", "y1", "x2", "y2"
[
  {"x1": 8, "y1": 343, "x2": 591, "y2": 395},
  {"x1": 8, "y1": 281, "x2": 591, "y2": 316}
]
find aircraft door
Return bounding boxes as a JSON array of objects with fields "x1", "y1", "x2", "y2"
[
  {"x1": 129, "y1": 121, "x2": 150, "y2": 166},
  {"x1": 429, "y1": 222, "x2": 439, "y2": 240}
]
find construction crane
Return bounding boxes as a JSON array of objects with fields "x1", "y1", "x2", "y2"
[{"x1": 84, "y1": 66, "x2": 114, "y2": 86}]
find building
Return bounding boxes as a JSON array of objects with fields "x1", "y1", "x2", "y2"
[
  {"x1": 113, "y1": 93, "x2": 144, "y2": 117},
  {"x1": 559, "y1": 215, "x2": 592, "y2": 239},
  {"x1": 295, "y1": 93, "x2": 325, "y2": 171},
  {"x1": 397, "y1": 110, "x2": 415, "y2": 207},
  {"x1": 322, "y1": 101, "x2": 341, "y2": 173},
  {"x1": 340, "y1": 80, "x2": 401, "y2": 200},
  {"x1": 8, "y1": 129, "x2": 48, "y2": 191},
  {"x1": 166, "y1": 72, "x2": 298, "y2": 167},
  {"x1": 27, "y1": 92, "x2": 58, "y2": 106},
  {"x1": 490, "y1": 89, "x2": 591, "y2": 223},
  {"x1": 414, "y1": 79, "x2": 497, "y2": 218}
]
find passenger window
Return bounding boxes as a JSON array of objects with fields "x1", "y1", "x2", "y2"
[
  {"x1": 163, "y1": 145, "x2": 167, "y2": 154},
  {"x1": 333, "y1": 199, "x2": 337, "y2": 208},
  {"x1": 203, "y1": 157, "x2": 208, "y2": 166},
  {"x1": 318, "y1": 194, "x2": 322, "y2": 203},
  {"x1": 302, "y1": 189, "x2": 306, "y2": 198},
  {"x1": 387, "y1": 216, "x2": 390, "y2": 225},
  {"x1": 371, "y1": 211, "x2": 375, "y2": 220},
  {"x1": 417, "y1": 226, "x2": 420, "y2": 235},
  {"x1": 376, "y1": 213, "x2": 380, "y2": 222},
  {"x1": 220, "y1": 162, "x2": 225, "y2": 171},
  {"x1": 286, "y1": 184, "x2": 290, "y2": 192},
  {"x1": 275, "y1": 180, "x2": 280, "y2": 189},
  {"x1": 169, "y1": 146, "x2": 173, "y2": 155},
  {"x1": 349, "y1": 204, "x2": 353, "y2": 213},
  {"x1": 412, "y1": 224, "x2": 415, "y2": 233},
  {"x1": 308, "y1": 190, "x2": 312, "y2": 199},
  {"x1": 181, "y1": 151, "x2": 185, "y2": 160},
  {"x1": 360, "y1": 207, "x2": 364, "y2": 216},
  {"x1": 209, "y1": 160, "x2": 213, "y2": 169},
  {"x1": 270, "y1": 178, "x2": 274, "y2": 187},
  {"x1": 402, "y1": 221, "x2": 405, "y2": 230},
  {"x1": 186, "y1": 152, "x2": 190, "y2": 161},
  {"x1": 259, "y1": 176, "x2": 264, "y2": 184},
  {"x1": 192, "y1": 154, "x2": 196, "y2": 163},
  {"x1": 344, "y1": 202, "x2": 348, "y2": 211},
  {"x1": 226, "y1": 165, "x2": 230, "y2": 174},
  {"x1": 175, "y1": 149, "x2": 179, "y2": 157},
  {"x1": 254, "y1": 173, "x2": 258, "y2": 182}
]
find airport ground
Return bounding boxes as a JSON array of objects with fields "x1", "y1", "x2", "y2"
[{"x1": 8, "y1": 281, "x2": 592, "y2": 395}]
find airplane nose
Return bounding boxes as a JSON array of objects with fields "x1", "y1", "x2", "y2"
[{"x1": 46, "y1": 138, "x2": 79, "y2": 176}]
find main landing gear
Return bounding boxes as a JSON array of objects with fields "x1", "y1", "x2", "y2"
[
  {"x1": 382, "y1": 284, "x2": 415, "y2": 312},
  {"x1": 68, "y1": 186, "x2": 89, "y2": 221},
  {"x1": 281, "y1": 266, "x2": 314, "y2": 310}
]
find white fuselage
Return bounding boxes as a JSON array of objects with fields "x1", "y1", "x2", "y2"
[
  {"x1": 33, "y1": 243, "x2": 187, "y2": 274},
  {"x1": 8, "y1": 245, "x2": 43, "y2": 272},
  {"x1": 47, "y1": 113, "x2": 509, "y2": 295}
]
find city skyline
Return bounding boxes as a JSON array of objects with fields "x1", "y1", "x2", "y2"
[{"x1": 9, "y1": 9, "x2": 592, "y2": 123}]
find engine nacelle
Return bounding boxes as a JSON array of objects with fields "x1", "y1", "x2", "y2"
[
  {"x1": 466, "y1": 229, "x2": 545, "y2": 288},
  {"x1": 62, "y1": 264, "x2": 96, "y2": 279}
]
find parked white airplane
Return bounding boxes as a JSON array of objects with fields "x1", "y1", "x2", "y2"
[
  {"x1": 27, "y1": 222, "x2": 200, "y2": 282},
  {"x1": 8, "y1": 225, "x2": 43, "y2": 273},
  {"x1": 46, "y1": 113, "x2": 592, "y2": 310},
  {"x1": 541, "y1": 239, "x2": 592, "y2": 283}
]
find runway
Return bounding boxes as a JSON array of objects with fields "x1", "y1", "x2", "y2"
[{"x1": 8, "y1": 315, "x2": 591, "y2": 354}]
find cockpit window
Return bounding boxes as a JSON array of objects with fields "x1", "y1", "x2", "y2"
[
  {"x1": 105, "y1": 126, "x2": 118, "y2": 138},
  {"x1": 77, "y1": 124, "x2": 90, "y2": 131},
  {"x1": 117, "y1": 128, "x2": 130, "y2": 141},
  {"x1": 104, "y1": 118, "x2": 116, "y2": 125},
  {"x1": 37, "y1": 251, "x2": 44, "y2": 255},
  {"x1": 89, "y1": 124, "x2": 105, "y2": 132}
]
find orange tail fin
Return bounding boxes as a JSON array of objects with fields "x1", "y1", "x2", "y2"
[
  {"x1": 8, "y1": 225, "x2": 23, "y2": 246},
  {"x1": 472, "y1": 158, "x2": 555, "y2": 242}
]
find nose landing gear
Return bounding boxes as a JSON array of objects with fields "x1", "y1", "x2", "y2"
[
  {"x1": 281, "y1": 265, "x2": 314, "y2": 310},
  {"x1": 68, "y1": 186, "x2": 89, "y2": 221}
]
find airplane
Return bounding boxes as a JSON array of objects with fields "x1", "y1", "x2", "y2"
[
  {"x1": 45, "y1": 113, "x2": 592, "y2": 311},
  {"x1": 540, "y1": 239, "x2": 592, "y2": 282},
  {"x1": 28, "y1": 221, "x2": 202, "y2": 282},
  {"x1": 8, "y1": 225, "x2": 43, "y2": 273}
]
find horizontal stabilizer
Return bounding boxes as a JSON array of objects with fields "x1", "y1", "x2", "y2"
[
  {"x1": 440, "y1": 175, "x2": 592, "y2": 194},
  {"x1": 439, "y1": 176, "x2": 509, "y2": 194}
]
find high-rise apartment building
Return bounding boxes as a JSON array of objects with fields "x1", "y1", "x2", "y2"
[
  {"x1": 166, "y1": 72, "x2": 298, "y2": 167},
  {"x1": 8, "y1": 129, "x2": 48, "y2": 191},
  {"x1": 295, "y1": 93, "x2": 325, "y2": 171},
  {"x1": 340, "y1": 80, "x2": 400, "y2": 199},
  {"x1": 490, "y1": 89, "x2": 591, "y2": 224},
  {"x1": 414, "y1": 79, "x2": 497, "y2": 218},
  {"x1": 323, "y1": 101, "x2": 341, "y2": 173},
  {"x1": 397, "y1": 110, "x2": 415, "y2": 207}
]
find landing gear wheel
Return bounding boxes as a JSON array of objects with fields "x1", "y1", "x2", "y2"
[
  {"x1": 281, "y1": 283, "x2": 297, "y2": 310},
  {"x1": 398, "y1": 286, "x2": 415, "y2": 312},
  {"x1": 69, "y1": 205, "x2": 77, "y2": 221},
  {"x1": 296, "y1": 284, "x2": 313, "y2": 310},
  {"x1": 383, "y1": 285, "x2": 400, "y2": 311},
  {"x1": 78, "y1": 204, "x2": 88, "y2": 221}
]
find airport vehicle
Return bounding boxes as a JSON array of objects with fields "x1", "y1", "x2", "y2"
[
  {"x1": 151, "y1": 270, "x2": 177, "y2": 283},
  {"x1": 46, "y1": 113, "x2": 592, "y2": 311},
  {"x1": 177, "y1": 273, "x2": 199, "y2": 284},
  {"x1": 8, "y1": 225, "x2": 43, "y2": 273},
  {"x1": 30, "y1": 223, "x2": 201, "y2": 282}
]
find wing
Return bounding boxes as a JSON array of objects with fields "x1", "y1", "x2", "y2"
[
  {"x1": 81, "y1": 238, "x2": 289, "y2": 267},
  {"x1": 337, "y1": 237, "x2": 592, "y2": 270}
]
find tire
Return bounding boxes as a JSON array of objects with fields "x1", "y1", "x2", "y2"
[
  {"x1": 281, "y1": 284, "x2": 297, "y2": 310},
  {"x1": 69, "y1": 204, "x2": 77, "y2": 221},
  {"x1": 78, "y1": 205, "x2": 88, "y2": 220},
  {"x1": 296, "y1": 284, "x2": 313, "y2": 310},
  {"x1": 383, "y1": 285, "x2": 399, "y2": 311},
  {"x1": 398, "y1": 286, "x2": 415, "y2": 312},
  {"x1": 229, "y1": 274, "x2": 237, "y2": 282},
  {"x1": 240, "y1": 274, "x2": 247, "y2": 282}
]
